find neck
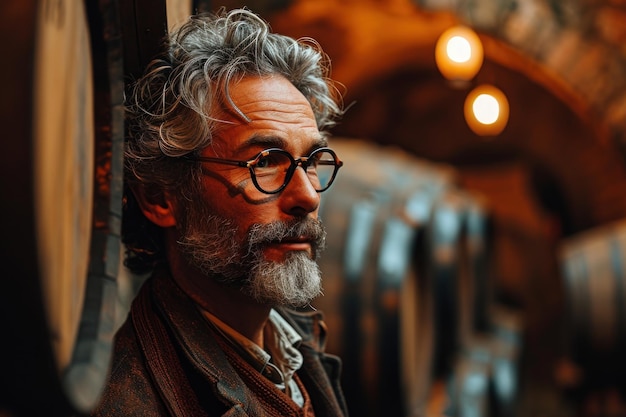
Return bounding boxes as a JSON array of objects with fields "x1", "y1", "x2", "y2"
[
  {"x1": 196, "y1": 282, "x2": 272, "y2": 347},
  {"x1": 166, "y1": 242, "x2": 271, "y2": 347}
]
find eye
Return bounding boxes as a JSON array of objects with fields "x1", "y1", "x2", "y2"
[
  {"x1": 255, "y1": 155, "x2": 271, "y2": 168},
  {"x1": 255, "y1": 153, "x2": 282, "y2": 169}
]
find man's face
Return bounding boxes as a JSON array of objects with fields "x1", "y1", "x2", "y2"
[{"x1": 175, "y1": 75, "x2": 328, "y2": 307}]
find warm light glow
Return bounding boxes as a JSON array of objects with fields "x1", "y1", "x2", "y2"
[
  {"x1": 464, "y1": 85, "x2": 510, "y2": 136},
  {"x1": 447, "y1": 36, "x2": 472, "y2": 63},
  {"x1": 473, "y1": 94, "x2": 500, "y2": 124},
  {"x1": 435, "y1": 25, "x2": 484, "y2": 83}
]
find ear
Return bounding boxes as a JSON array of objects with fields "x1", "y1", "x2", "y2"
[{"x1": 131, "y1": 185, "x2": 177, "y2": 228}]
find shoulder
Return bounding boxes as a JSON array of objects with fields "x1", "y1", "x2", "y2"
[{"x1": 91, "y1": 318, "x2": 168, "y2": 416}]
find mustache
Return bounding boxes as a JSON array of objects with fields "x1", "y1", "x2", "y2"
[{"x1": 247, "y1": 218, "x2": 327, "y2": 251}]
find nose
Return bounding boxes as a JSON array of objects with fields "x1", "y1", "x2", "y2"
[{"x1": 279, "y1": 165, "x2": 320, "y2": 217}]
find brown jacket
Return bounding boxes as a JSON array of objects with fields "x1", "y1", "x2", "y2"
[{"x1": 92, "y1": 268, "x2": 348, "y2": 416}]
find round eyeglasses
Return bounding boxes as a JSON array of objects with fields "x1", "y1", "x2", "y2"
[{"x1": 185, "y1": 147, "x2": 344, "y2": 194}]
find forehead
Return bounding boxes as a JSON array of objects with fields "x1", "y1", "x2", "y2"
[{"x1": 210, "y1": 75, "x2": 323, "y2": 154}]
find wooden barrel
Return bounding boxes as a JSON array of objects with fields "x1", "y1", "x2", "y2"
[
  {"x1": 445, "y1": 337, "x2": 492, "y2": 417},
  {"x1": 464, "y1": 196, "x2": 494, "y2": 334},
  {"x1": 443, "y1": 305, "x2": 524, "y2": 417},
  {"x1": 558, "y1": 220, "x2": 626, "y2": 380},
  {"x1": 0, "y1": 1, "x2": 125, "y2": 415},
  {"x1": 317, "y1": 138, "x2": 457, "y2": 417},
  {"x1": 424, "y1": 191, "x2": 523, "y2": 417},
  {"x1": 426, "y1": 188, "x2": 495, "y2": 379},
  {"x1": 0, "y1": 1, "x2": 220, "y2": 415},
  {"x1": 487, "y1": 305, "x2": 524, "y2": 417}
]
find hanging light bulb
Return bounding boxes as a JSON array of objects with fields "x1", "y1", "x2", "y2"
[
  {"x1": 464, "y1": 84, "x2": 509, "y2": 136},
  {"x1": 435, "y1": 25, "x2": 484, "y2": 84}
]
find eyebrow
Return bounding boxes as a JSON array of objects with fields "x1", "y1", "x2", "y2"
[{"x1": 236, "y1": 134, "x2": 329, "y2": 154}]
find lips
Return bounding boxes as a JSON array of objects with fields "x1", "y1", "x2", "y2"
[
  {"x1": 268, "y1": 236, "x2": 314, "y2": 252},
  {"x1": 276, "y1": 236, "x2": 311, "y2": 244},
  {"x1": 263, "y1": 239, "x2": 313, "y2": 261}
]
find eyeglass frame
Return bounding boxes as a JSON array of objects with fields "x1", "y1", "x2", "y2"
[{"x1": 184, "y1": 147, "x2": 344, "y2": 194}]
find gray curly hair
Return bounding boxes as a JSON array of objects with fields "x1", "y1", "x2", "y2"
[
  {"x1": 125, "y1": 7, "x2": 344, "y2": 191},
  {"x1": 122, "y1": 8, "x2": 344, "y2": 273}
]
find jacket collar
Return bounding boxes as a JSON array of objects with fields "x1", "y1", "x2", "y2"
[{"x1": 148, "y1": 268, "x2": 329, "y2": 412}]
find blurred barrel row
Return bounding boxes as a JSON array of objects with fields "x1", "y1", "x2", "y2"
[{"x1": 316, "y1": 138, "x2": 524, "y2": 417}]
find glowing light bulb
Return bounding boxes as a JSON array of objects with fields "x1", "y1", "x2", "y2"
[
  {"x1": 464, "y1": 85, "x2": 509, "y2": 136},
  {"x1": 435, "y1": 25, "x2": 484, "y2": 83},
  {"x1": 447, "y1": 36, "x2": 472, "y2": 63},
  {"x1": 473, "y1": 94, "x2": 500, "y2": 125}
]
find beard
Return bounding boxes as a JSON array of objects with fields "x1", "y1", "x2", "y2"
[{"x1": 175, "y1": 200, "x2": 326, "y2": 307}]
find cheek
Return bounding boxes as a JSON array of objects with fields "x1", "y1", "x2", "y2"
[
  {"x1": 229, "y1": 204, "x2": 276, "y2": 230},
  {"x1": 196, "y1": 173, "x2": 288, "y2": 239},
  {"x1": 230, "y1": 172, "x2": 253, "y2": 189},
  {"x1": 199, "y1": 182, "x2": 274, "y2": 231}
]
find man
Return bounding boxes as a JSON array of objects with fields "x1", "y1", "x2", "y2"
[{"x1": 92, "y1": 8, "x2": 348, "y2": 416}]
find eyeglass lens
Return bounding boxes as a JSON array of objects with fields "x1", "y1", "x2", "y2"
[{"x1": 252, "y1": 149, "x2": 337, "y2": 193}]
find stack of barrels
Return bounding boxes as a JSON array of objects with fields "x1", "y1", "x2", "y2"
[
  {"x1": 316, "y1": 138, "x2": 524, "y2": 417},
  {"x1": 1, "y1": 1, "x2": 214, "y2": 416},
  {"x1": 1, "y1": 1, "x2": 123, "y2": 416}
]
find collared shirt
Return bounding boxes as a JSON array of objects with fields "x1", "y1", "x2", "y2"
[{"x1": 201, "y1": 308, "x2": 305, "y2": 407}]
